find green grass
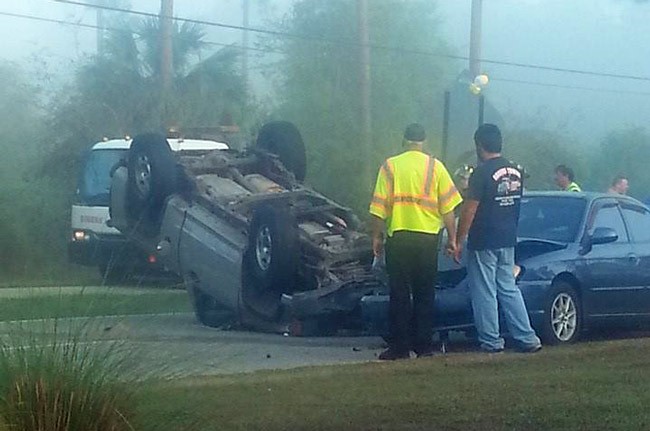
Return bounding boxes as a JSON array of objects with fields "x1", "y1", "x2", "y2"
[
  {"x1": 0, "y1": 287, "x2": 646, "y2": 430},
  {"x1": 0, "y1": 292, "x2": 190, "y2": 321},
  {"x1": 0, "y1": 264, "x2": 100, "y2": 288},
  {"x1": 136, "y1": 338, "x2": 650, "y2": 431},
  {"x1": 0, "y1": 286, "x2": 184, "y2": 429},
  {"x1": 0, "y1": 323, "x2": 137, "y2": 430}
]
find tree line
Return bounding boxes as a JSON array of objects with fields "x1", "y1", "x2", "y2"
[{"x1": 1, "y1": 0, "x2": 648, "y2": 280}]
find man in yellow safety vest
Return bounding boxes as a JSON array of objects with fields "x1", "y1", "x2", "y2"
[
  {"x1": 554, "y1": 165, "x2": 582, "y2": 192},
  {"x1": 369, "y1": 123, "x2": 462, "y2": 360}
]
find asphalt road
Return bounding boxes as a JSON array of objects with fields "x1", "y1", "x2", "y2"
[
  {"x1": 2, "y1": 286, "x2": 647, "y2": 378},
  {"x1": 0, "y1": 311, "x2": 389, "y2": 378}
]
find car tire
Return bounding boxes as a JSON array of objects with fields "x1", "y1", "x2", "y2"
[
  {"x1": 126, "y1": 133, "x2": 177, "y2": 237},
  {"x1": 185, "y1": 274, "x2": 234, "y2": 328},
  {"x1": 242, "y1": 205, "x2": 298, "y2": 319},
  {"x1": 256, "y1": 121, "x2": 307, "y2": 182},
  {"x1": 541, "y1": 282, "x2": 582, "y2": 345}
]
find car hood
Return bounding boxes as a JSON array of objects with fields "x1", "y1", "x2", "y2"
[{"x1": 516, "y1": 238, "x2": 568, "y2": 262}]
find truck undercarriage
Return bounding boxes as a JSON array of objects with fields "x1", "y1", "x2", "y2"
[{"x1": 109, "y1": 122, "x2": 384, "y2": 334}]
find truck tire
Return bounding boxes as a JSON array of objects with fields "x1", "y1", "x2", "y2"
[
  {"x1": 242, "y1": 205, "x2": 299, "y2": 319},
  {"x1": 126, "y1": 133, "x2": 177, "y2": 237},
  {"x1": 256, "y1": 121, "x2": 307, "y2": 182},
  {"x1": 185, "y1": 273, "x2": 235, "y2": 328}
]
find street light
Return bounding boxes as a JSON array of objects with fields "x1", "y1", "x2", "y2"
[
  {"x1": 440, "y1": 73, "x2": 490, "y2": 163},
  {"x1": 469, "y1": 74, "x2": 489, "y2": 95}
]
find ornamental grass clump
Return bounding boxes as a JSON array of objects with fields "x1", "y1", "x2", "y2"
[{"x1": 0, "y1": 322, "x2": 136, "y2": 431}]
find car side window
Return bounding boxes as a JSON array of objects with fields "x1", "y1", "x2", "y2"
[
  {"x1": 621, "y1": 205, "x2": 650, "y2": 243},
  {"x1": 590, "y1": 204, "x2": 628, "y2": 243}
]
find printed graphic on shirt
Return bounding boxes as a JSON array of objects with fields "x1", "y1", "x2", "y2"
[
  {"x1": 466, "y1": 157, "x2": 523, "y2": 251},
  {"x1": 492, "y1": 166, "x2": 522, "y2": 207}
]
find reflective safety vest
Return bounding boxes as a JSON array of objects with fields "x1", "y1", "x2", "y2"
[
  {"x1": 369, "y1": 150, "x2": 462, "y2": 237},
  {"x1": 566, "y1": 182, "x2": 582, "y2": 192}
]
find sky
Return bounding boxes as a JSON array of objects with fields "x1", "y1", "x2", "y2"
[
  {"x1": 439, "y1": 0, "x2": 650, "y2": 143},
  {"x1": 1, "y1": 0, "x2": 649, "y2": 144}
]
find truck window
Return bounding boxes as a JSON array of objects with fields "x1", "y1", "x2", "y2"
[{"x1": 78, "y1": 149, "x2": 127, "y2": 206}]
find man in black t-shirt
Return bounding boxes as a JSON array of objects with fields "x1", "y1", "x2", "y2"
[{"x1": 454, "y1": 124, "x2": 541, "y2": 353}]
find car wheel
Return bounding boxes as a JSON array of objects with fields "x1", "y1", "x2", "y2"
[
  {"x1": 256, "y1": 121, "x2": 307, "y2": 182},
  {"x1": 541, "y1": 282, "x2": 581, "y2": 345},
  {"x1": 242, "y1": 205, "x2": 298, "y2": 319},
  {"x1": 185, "y1": 273, "x2": 234, "y2": 328},
  {"x1": 126, "y1": 133, "x2": 177, "y2": 237}
]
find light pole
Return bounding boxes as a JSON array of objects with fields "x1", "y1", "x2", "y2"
[
  {"x1": 470, "y1": 0, "x2": 485, "y2": 126},
  {"x1": 160, "y1": 0, "x2": 174, "y2": 92},
  {"x1": 441, "y1": 0, "x2": 486, "y2": 163},
  {"x1": 242, "y1": 0, "x2": 250, "y2": 91},
  {"x1": 96, "y1": 7, "x2": 104, "y2": 55},
  {"x1": 469, "y1": 0, "x2": 482, "y2": 79},
  {"x1": 357, "y1": 0, "x2": 372, "y2": 183}
]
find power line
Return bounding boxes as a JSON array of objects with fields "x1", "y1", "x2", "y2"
[
  {"x1": 492, "y1": 77, "x2": 650, "y2": 97},
  {"x1": 51, "y1": 0, "x2": 650, "y2": 83},
  {"x1": 3, "y1": 8, "x2": 650, "y2": 97},
  {"x1": 0, "y1": 10, "x2": 275, "y2": 53},
  {"x1": 0, "y1": 10, "x2": 107, "y2": 33}
]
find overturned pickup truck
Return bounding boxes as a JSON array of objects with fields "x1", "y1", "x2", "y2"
[{"x1": 109, "y1": 122, "x2": 384, "y2": 333}]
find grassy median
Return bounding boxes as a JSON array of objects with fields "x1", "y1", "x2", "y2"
[
  {"x1": 0, "y1": 289, "x2": 190, "y2": 321},
  {"x1": 0, "y1": 288, "x2": 647, "y2": 430},
  {"x1": 0, "y1": 287, "x2": 189, "y2": 430},
  {"x1": 137, "y1": 337, "x2": 650, "y2": 431}
]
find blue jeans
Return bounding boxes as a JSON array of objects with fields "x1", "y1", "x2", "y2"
[{"x1": 467, "y1": 247, "x2": 541, "y2": 351}]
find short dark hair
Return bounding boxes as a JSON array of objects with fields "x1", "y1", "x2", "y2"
[
  {"x1": 612, "y1": 174, "x2": 628, "y2": 186},
  {"x1": 404, "y1": 123, "x2": 426, "y2": 142},
  {"x1": 555, "y1": 164, "x2": 575, "y2": 181},
  {"x1": 474, "y1": 123, "x2": 502, "y2": 153}
]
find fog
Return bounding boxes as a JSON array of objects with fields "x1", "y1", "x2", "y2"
[
  {"x1": 2, "y1": 0, "x2": 649, "y2": 142},
  {"x1": 441, "y1": 0, "x2": 650, "y2": 142},
  {"x1": 1, "y1": 0, "x2": 650, "y2": 280}
]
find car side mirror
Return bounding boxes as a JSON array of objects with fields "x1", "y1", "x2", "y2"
[{"x1": 591, "y1": 227, "x2": 618, "y2": 245}]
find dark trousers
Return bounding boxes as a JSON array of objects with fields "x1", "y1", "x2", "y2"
[{"x1": 385, "y1": 231, "x2": 439, "y2": 353}]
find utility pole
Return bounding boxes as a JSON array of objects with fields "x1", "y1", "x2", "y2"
[
  {"x1": 96, "y1": 7, "x2": 104, "y2": 56},
  {"x1": 242, "y1": 0, "x2": 250, "y2": 92},
  {"x1": 470, "y1": 0, "x2": 485, "y2": 127},
  {"x1": 160, "y1": 0, "x2": 174, "y2": 92},
  {"x1": 469, "y1": 0, "x2": 482, "y2": 78},
  {"x1": 357, "y1": 0, "x2": 372, "y2": 182}
]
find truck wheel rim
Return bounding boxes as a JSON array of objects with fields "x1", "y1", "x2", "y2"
[
  {"x1": 550, "y1": 293, "x2": 577, "y2": 341},
  {"x1": 135, "y1": 155, "x2": 152, "y2": 197},
  {"x1": 255, "y1": 226, "x2": 272, "y2": 271}
]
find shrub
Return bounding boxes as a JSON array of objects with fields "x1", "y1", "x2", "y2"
[{"x1": 0, "y1": 322, "x2": 135, "y2": 431}]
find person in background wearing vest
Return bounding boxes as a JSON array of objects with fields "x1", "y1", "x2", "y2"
[
  {"x1": 370, "y1": 123, "x2": 462, "y2": 360},
  {"x1": 454, "y1": 124, "x2": 542, "y2": 354},
  {"x1": 554, "y1": 164, "x2": 582, "y2": 192},
  {"x1": 607, "y1": 175, "x2": 629, "y2": 195},
  {"x1": 454, "y1": 164, "x2": 474, "y2": 198}
]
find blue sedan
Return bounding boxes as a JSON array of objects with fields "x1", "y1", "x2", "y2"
[{"x1": 361, "y1": 192, "x2": 650, "y2": 344}]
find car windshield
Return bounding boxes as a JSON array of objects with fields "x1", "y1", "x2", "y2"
[
  {"x1": 517, "y1": 196, "x2": 586, "y2": 243},
  {"x1": 78, "y1": 149, "x2": 127, "y2": 206}
]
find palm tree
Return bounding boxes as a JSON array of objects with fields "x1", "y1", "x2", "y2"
[
  {"x1": 45, "y1": 17, "x2": 249, "y2": 189},
  {"x1": 65, "y1": 17, "x2": 247, "y2": 137}
]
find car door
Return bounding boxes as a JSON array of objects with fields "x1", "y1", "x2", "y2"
[
  {"x1": 619, "y1": 203, "x2": 650, "y2": 317},
  {"x1": 581, "y1": 200, "x2": 638, "y2": 317}
]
